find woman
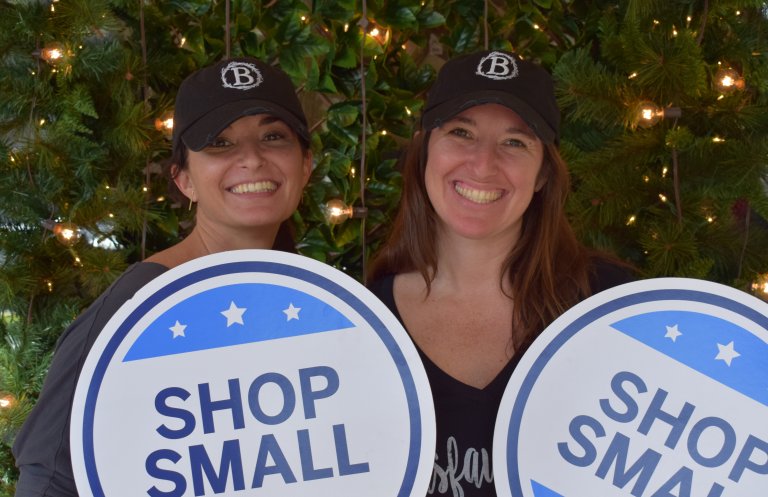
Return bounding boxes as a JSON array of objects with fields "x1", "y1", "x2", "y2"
[
  {"x1": 368, "y1": 50, "x2": 633, "y2": 497},
  {"x1": 12, "y1": 56, "x2": 312, "y2": 497}
]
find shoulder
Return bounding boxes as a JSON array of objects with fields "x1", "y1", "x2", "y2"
[
  {"x1": 55, "y1": 262, "x2": 169, "y2": 348},
  {"x1": 587, "y1": 254, "x2": 636, "y2": 295}
]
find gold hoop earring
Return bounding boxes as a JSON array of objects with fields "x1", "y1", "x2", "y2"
[{"x1": 188, "y1": 198, "x2": 194, "y2": 211}]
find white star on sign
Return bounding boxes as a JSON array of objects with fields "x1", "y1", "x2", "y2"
[
  {"x1": 221, "y1": 301, "x2": 246, "y2": 327},
  {"x1": 170, "y1": 321, "x2": 187, "y2": 338},
  {"x1": 664, "y1": 324, "x2": 682, "y2": 342},
  {"x1": 283, "y1": 303, "x2": 301, "y2": 321},
  {"x1": 715, "y1": 341, "x2": 740, "y2": 366}
]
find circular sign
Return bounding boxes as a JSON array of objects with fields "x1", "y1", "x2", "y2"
[
  {"x1": 71, "y1": 250, "x2": 435, "y2": 497},
  {"x1": 494, "y1": 278, "x2": 768, "y2": 497}
]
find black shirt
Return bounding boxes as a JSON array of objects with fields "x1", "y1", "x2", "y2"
[
  {"x1": 368, "y1": 260, "x2": 633, "y2": 497},
  {"x1": 12, "y1": 262, "x2": 169, "y2": 497}
]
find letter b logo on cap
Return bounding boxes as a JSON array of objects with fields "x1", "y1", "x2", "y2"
[
  {"x1": 476, "y1": 52, "x2": 519, "y2": 81},
  {"x1": 221, "y1": 61, "x2": 263, "y2": 90}
]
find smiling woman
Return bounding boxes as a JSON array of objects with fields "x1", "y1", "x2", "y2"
[
  {"x1": 11, "y1": 57, "x2": 312, "y2": 497},
  {"x1": 368, "y1": 50, "x2": 634, "y2": 497}
]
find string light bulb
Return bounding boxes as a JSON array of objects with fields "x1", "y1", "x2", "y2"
[
  {"x1": 636, "y1": 101, "x2": 663, "y2": 128},
  {"x1": 365, "y1": 20, "x2": 391, "y2": 46},
  {"x1": 154, "y1": 110, "x2": 174, "y2": 139},
  {"x1": 39, "y1": 42, "x2": 66, "y2": 64},
  {"x1": 0, "y1": 394, "x2": 15, "y2": 409},
  {"x1": 634, "y1": 101, "x2": 682, "y2": 128},
  {"x1": 751, "y1": 273, "x2": 768, "y2": 302},
  {"x1": 715, "y1": 66, "x2": 745, "y2": 93},
  {"x1": 323, "y1": 199, "x2": 368, "y2": 224},
  {"x1": 53, "y1": 221, "x2": 81, "y2": 246}
]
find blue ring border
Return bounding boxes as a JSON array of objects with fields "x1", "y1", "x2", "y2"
[
  {"x1": 81, "y1": 261, "x2": 424, "y2": 497},
  {"x1": 504, "y1": 288, "x2": 768, "y2": 497}
]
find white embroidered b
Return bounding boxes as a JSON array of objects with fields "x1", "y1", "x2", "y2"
[
  {"x1": 476, "y1": 52, "x2": 519, "y2": 81},
  {"x1": 221, "y1": 61, "x2": 263, "y2": 90}
]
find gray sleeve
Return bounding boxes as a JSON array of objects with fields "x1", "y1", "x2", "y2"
[{"x1": 12, "y1": 262, "x2": 168, "y2": 497}]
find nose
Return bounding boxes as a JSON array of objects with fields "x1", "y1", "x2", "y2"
[
  {"x1": 468, "y1": 141, "x2": 499, "y2": 178},
  {"x1": 235, "y1": 140, "x2": 265, "y2": 169}
]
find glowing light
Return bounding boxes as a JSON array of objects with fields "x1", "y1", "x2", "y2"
[
  {"x1": 39, "y1": 119, "x2": 46, "y2": 126},
  {"x1": 41, "y1": 46, "x2": 64, "y2": 62},
  {"x1": 712, "y1": 136, "x2": 725, "y2": 143},
  {"x1": 324, "y1": 198, "x2": 353, "y2": 224},
  {"x1": 365, "y1": 21, "x2": 391, "y2": 46},
  {"x1": 0, "y1": 395, "x2": 15, "y2": 409},
  {"x1": 405, "y1": 106, "x2": 412, "y2": 116},
  {"x1": 643, "y1": 175, "x2": 650, "y2": 183},
  {"x1": 706, "y1": 215, "x2": 715, "y2": 223},
  {"x1": 659, "y1": 194, "x2": 668, "y2": 202},
  {"x1": 533, "y1": 24, "x2": 540, "y2": 30},
  {"x1": 109, "y1": 213, "x2": 115, "y2": 218},
  {"x1": 344, "y1": 23, "x2": 349, "y2": 32},
  {"x1": 142, "y1": 186, "x2": 148, "y2": 192},
  {"x1": 751, "y1": 273, "x2": 768, "y2": 301},
  {"x1": 628, "y1": 72, "x2": 638, "y2": 79},
  {"x1": 662, "y1": 166, "x2": 669, "y2": 177},
  {"x1": 636, "y1": 101, "x2": 662, "y2": 128},
  {"x1": 323, "y1": 199, "x2": 367, "y2": 224},
  {"x1": 626, "y1": 215, "x2": 637, "y2": 226},
  {"x1": 46, "y1": 280, "x2": 53, "y2": 292},
  {"x1": 53, "y1": 222, "x2": 80, "y2": 246},
  {"x1": 154, "y1": 111, "x2": 174, "y2": 139},
  {"x1": 381, "y1": 129, "x2": 388, "y2": 136},
  {"x1": 715, "y1": 66, "x2": 744, "y2": 92}
]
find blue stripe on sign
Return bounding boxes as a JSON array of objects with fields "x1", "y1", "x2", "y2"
[
  {"x1": 123, "y1": 283, "x2": 354, "y2": 361},
  {"x1": 611, "y1": 310, "x2": 768, "y2": 407},
  {"x1": 531, "y1": 480, "x2": 566, "y2": 497}
]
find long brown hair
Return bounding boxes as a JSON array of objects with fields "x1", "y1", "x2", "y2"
[{"x1": 368, "y1": 130, "x2": 595, "y2": 352}]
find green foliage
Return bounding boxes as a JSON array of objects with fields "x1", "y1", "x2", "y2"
[{"x1": 1, "y1": 1, "x2": 767, "y2": 491}]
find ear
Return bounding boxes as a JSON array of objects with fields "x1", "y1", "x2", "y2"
[
  {"x1": 172, "y1": 165, "x2": 196, "y2": 202},
  {"x1": 534, "y1": 174, "x2": 547, "y2": 192},
  {"x1": 301, "y1": 150, "x2": 313, "y2": 187}
]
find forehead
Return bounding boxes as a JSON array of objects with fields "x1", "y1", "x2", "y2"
[
  {"x1": 225, "y1": 114, "x2": 286, "y2": 129},
  {"x1": 451, "y1": 103, "x2": 533, "y2": 130}
]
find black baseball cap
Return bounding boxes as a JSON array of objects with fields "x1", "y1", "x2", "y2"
[
  {"x1": 421, "y1": 50, "x2": 560, "y2": 144},
  {"x1": 172, "y1": 57, "x2": 310, "y2": 152}
]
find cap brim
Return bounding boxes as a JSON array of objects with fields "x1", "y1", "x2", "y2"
[
  {"x1": 422, "y1": 90, "x2": 557, "y2": 144},
  {"x1": 181, "y1": 99, "x2": 310, "y2": 151}
]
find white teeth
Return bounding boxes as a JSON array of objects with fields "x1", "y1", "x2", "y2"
[
  {"x1": 230, "y1": 181, "x2": 277, "y2": 194},
  {"x1": 454, "y1": 183, "x2": 502, "y2": 204}
]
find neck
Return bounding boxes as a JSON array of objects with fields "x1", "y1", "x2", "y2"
[
  {"x1": 188, "y1": 219, "x2": 279, "y2": 255},
  {"x1": 430, "y1": 229, "x2": 518, "y2": 295}
]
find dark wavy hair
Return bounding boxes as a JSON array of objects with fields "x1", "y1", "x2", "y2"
[{"x1": 369, "y1": 130, "x2": 601, "y2": 351}]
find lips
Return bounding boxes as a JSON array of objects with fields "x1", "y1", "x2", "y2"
[
  {"x1": 228, "y1": 181, "x2": 278, "y2": 194},
  {"x1": 454, "y1": 181, "x2": 503, "y2": 204}
]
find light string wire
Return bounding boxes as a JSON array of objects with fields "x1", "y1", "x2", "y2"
[{"x1": 358, "y1": 0, "x2": 369, "y2": 282}]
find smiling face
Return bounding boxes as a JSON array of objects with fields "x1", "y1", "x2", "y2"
[
  {"x1": 174, "y1": 114, "x2": 311, "y2": 239},
  {"x1": 424, "y1": 103, "x2": 546, "y2": 244}
]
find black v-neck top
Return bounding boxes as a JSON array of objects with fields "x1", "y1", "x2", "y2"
[{"x1": 368, "y1": 260, "x2": 633, "y2": 497}]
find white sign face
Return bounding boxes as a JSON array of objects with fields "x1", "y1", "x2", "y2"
[
  {"x1": 71, "y1": 250, "x2": 435, "y2": 497},
  {"x1": 494, "y1": 278, "x2": 768, "y2": 497}
]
